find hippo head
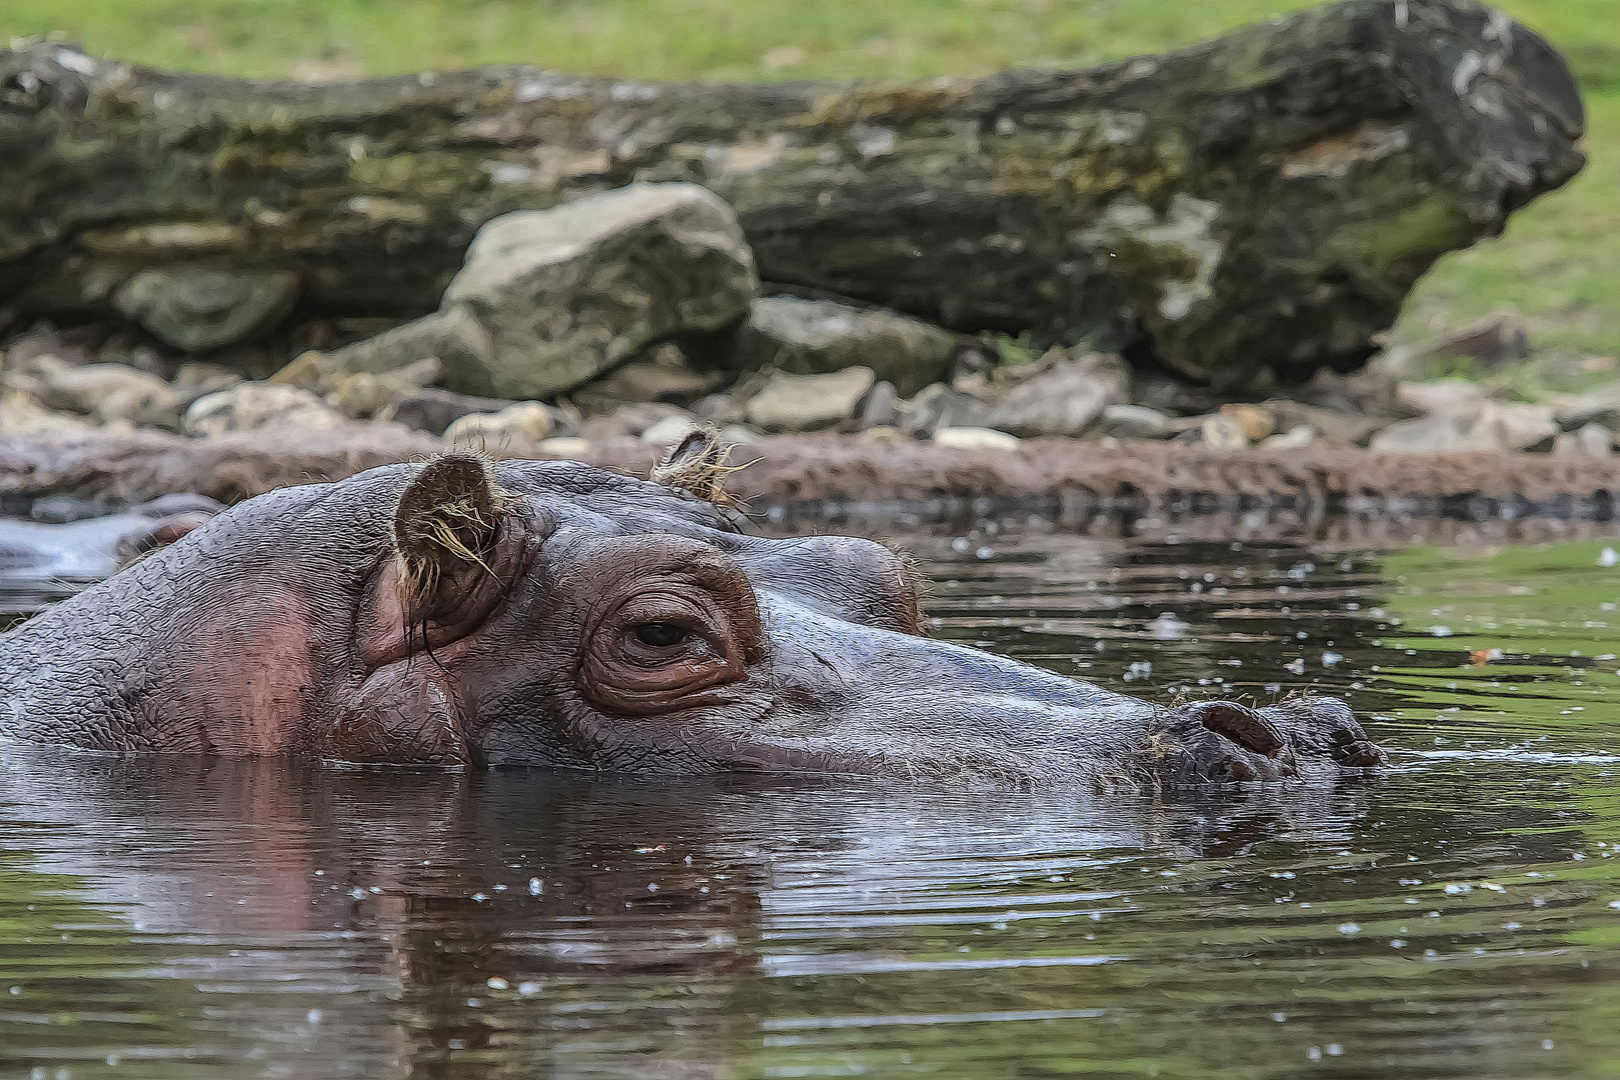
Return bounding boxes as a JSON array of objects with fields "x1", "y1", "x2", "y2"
[{"x1": 0, "y1": 436, "x2": 1384, "y2": 785}]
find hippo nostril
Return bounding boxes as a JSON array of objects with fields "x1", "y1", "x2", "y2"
[{"x1": 1188, "y1": 701, "x2": 1286, "y2": 758}]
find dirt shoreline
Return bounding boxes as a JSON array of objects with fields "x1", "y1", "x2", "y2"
[{"x1": 4, "y1": 427, "x2": 1618, "y2": 522}]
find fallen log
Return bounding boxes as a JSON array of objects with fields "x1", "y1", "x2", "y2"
[{"x1": 0, "y1": 0, "x2": 1584, "y2": 390}]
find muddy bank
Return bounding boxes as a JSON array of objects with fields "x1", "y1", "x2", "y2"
[{"x1": 3, "y1": 428, "x2": 1616, "y2": 521}]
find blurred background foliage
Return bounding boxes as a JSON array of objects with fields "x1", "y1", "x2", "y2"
[{"x1": 4, "y1": 0, "x2": 1616, "y2": 385}]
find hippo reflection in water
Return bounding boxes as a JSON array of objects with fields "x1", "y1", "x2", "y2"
[{"x1": 0, "y1": 434, "x2": 1385, "y2": 784}]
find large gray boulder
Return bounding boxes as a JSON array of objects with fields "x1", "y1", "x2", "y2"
[
  {"x1": 735, "y1": 298, "x2": 964, "y2": 397},
  {"x1": 317, "y1": 184, "x2": 758, "y2": 399}
]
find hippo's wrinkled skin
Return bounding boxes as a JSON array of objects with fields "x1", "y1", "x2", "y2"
[
  {"x1": 0, "y1": 448, "x2": 1385, "y2": 785},
  {"x1": 0, "y1": 494, "x2": 221, "y2": 583}
]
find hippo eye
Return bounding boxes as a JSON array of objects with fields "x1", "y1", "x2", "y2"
[
  {"x1": 632, "y1": 622, "x2": 688, "y2": 648},
  {"x1": 574, "y1": 536, "x2": 765, "y2": 717}
]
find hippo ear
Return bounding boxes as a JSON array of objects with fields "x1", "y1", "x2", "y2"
[
  {"x1": 651, "y1": 426, "x2": 747, "y2": 510},
  {"x1": 393, "y1": 452, "x2": 519, "y2": 625}
]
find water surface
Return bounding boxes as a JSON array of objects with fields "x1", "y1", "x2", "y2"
[{"x1": 4, "y1": 516, "x2": 1620, "y2": 1078}]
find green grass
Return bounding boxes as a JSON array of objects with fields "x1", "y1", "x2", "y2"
[{"x1": 6, "y1": 0, "x2": 1619, "y2": 383}]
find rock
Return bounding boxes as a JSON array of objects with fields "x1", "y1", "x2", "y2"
[
  {"x1": 580, "y1": 402, "x2": 688, "y2": 442},
  {"x1": 1552, "y1": 423, "x2": 1613, "y2": 457},
  {"x1": 3, "y1": 330, "x2": 90, "y2": 371},
  {"x1": 1555, "y1": 382, "x2": 1620, "y2": 431},
  {"x1": 382, "y1": 387, "x2": 518, "y2": 436},
  {"x1": 1489, "y1": 402, "x2": 1558, "y2": 452},
  {"x1": 13, "y1": 358, "x2": 184, "y2": 429},
  {"x1": 1397, "y1": 379, "x2": 1489, "y2": 422},
  {"x1": 860, "y1": 426, "x2": 908, "y2": 446},
  {"x1": 538, "y1": 436, "x2": 592, "y2": 459},
  {"x1": 182, "y1": 383, "x2": 348, "y2": 438},
  {"x1": 171, "y1": 363, "x2": 243, "y2": 403},
  {"x1": 295, "y1": 307, "x2": 493, "y2": 389},
  {"x1": 23, "y1": 358, "x2": 174, "y2": 416},
  {"x1": 322, "y1": 358, "x2": 441, "y2": 421},
  {"x1": 1265, "y1": 400, "x2": 1389, "y2": 446},
  {"x1": 1377, "y1": 399, "x2": 1552, "y2": 453},
  {"x1": 985, "y1": 354, "x2": 1126, "y2": 439},
  {"x1": 112, "y1": 267, "x2": 300, "y2": 351},
  {"x1": 895, "y1": 383, "x2": 992, "y2": 438},
  {"x1": 266, "y1": 351, "x2": 331, "y2": 393},
  {"x1": 1408, "y1": 312, "x2": 1531, "y2": 371},
  {"x1": 734, "y1": 297, "x2": 963, "y2": 397},
  {"x1": 1369, "y1": 411, "x2": 1505, "y2": 454},
  {"x1": 95, "y1": 383, "x2": 185, "y2": 431},
  {"x1": 1261, "y1": 425, "x2": 1317, "y2": 450},
  {"x1": 339, "y1": 184, "x2": 755, "y2": 400},
  {"x1": 571, "y1": 350, "x2": 717, "y2": 414},
  {"x1": 934, "y1": 427, "x2": 1020, "y2": 452},
  {"x1": 271, "y1": 351, "x2": 446, "y2": 421},
  {"x1": 443, "y1": 402, "x2": 554, "y2": 453},
  {"x1": 1220, "y1": 403, "x2": 1276, "y2": 443},
  {"x1": 638, "y1": 414, "x2": 699, "y2": 446},
  {"x1": 0, "y1": 392, "x2": 94, "y2": 435},
  {"x1": 1284, "y1": 365, "x2": 1413, "y2": 418},
  {"x1": 1200, "y1": 413, "x2": 1249, "y2": 449},
  {"x1": 743, "y1": 367, "x2": 875, "y2": 433},
  {"x1": 718, "y1": 424, "x2": 766, "y2": 447},
  {"x1": 1099, "y1": 404, "x2": 1173, "y2": 440},
  {"x1": 857, "y1": 381, "x2": 900, "y2": 431}
]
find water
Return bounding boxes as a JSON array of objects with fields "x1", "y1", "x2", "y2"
[{"x1": 4, "y1": 517, "x2": 1620, "y2": 1078}]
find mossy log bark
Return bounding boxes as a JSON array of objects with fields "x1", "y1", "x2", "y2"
[{"x1": 0, "y1": 0, "x2": 1584, "y2": 390}]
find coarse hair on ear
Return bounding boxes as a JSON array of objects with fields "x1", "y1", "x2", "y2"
[
  {"x1": 393, "y1": 452, "x2": 520, "y2": 623},
  {"x1": 650, "y1": 425, "x2": 749, "y2": 511}
]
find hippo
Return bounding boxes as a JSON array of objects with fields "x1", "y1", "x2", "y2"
[
  {"x1": 0, "y1": 494, "x2": 222, "y2": 584},
  {"x1": 0, "y1": 434, "x2": 1385, "y2": 785}
]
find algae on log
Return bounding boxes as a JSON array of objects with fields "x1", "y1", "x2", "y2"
[{"x1": 0, "y1": 0, "x2": 1584, "y2": 390}]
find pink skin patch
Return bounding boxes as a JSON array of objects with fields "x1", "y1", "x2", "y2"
[{"x1": 172, "y1": 591, "x2": 318, "y2": 754}]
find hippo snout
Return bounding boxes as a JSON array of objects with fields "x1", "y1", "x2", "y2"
[{"x1": 732, "y1": 597, "x2": 1385, "y2": 785}]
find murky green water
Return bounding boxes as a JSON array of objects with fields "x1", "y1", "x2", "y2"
[{"x1": 4, "y1": 517, "x2": 1620, "y2": 1078}]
